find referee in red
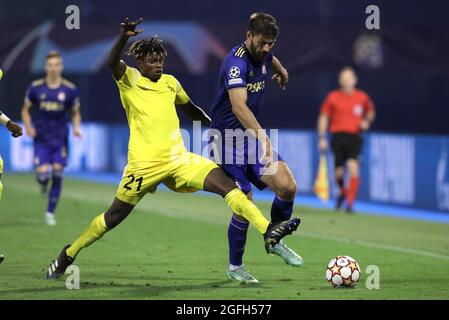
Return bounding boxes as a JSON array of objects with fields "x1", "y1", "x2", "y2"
[{"x1": 317, "y1": 67, "x2": 375, "y2": 213}]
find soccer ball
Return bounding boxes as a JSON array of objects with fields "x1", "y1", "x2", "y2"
[{"x1": 326, "y1": 255, "x2": 361, "y2": 288}]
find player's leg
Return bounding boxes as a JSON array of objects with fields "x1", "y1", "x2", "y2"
[
  {"x1": 331, "y1": 134, "x2": 347, "y2": 210},
  {"x1": 259, "y1": 161, "x2": 297, "y2": 223},
  {"x1": 44, "y1": 163, "x2": 64, "y2": 225},
  {"x1": 34, "y1": 144, "x2": 51, "y2": 195},
  {"x1": 345, "y1": 135, "x2": 363, "y2": 213},
  {"x1": 201, "y1": 167, "x2": 301, "y2": 247},
  {"x1": 218, "y1": 164, "x2": 254, "y2": 277},
  {"x1": 46, "y1": 197, "x2": 135, "y2": 279},
  {"x1": 253, "y1": 160, "x2": 303, "y2": 267},
  {"x1": 227, "y1": 194, "x2": 259, "y2": 283},
  {"x1": 46, "y1": 163, "x2": 152, "y2": 278}
]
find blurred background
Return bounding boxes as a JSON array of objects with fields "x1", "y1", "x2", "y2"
[{"x1": 0, "y1": 0, "x2": 448, "y2": 215}]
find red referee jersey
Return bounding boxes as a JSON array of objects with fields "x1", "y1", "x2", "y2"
[{"x1": 320, "y1": 89, "x2": 374, "y2": 134}]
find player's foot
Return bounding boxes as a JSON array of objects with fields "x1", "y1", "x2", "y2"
[
  {"x1": 45, "y1": 212, "x2": 56, "y2": 226},
  {"x1": 346, "y1": 205, "x2": 354, "y2": 214},
  {"x1": 227, "y1": 266, "x2": 259, "y2": 284},
  {"x1": 264, "y1": 217, "x2": 301, "y2": 253},
  {"x1": 46, "y1": 244, "x2": 74, "y2": 279},
  {"x1": 40, "y1": 183, "x2": 48, "y2": 196},
  {"x1": 268, "y1": 240, "x2": 304, "y2": 267},
  {"x1": 336, "y1": 193, "x2": 345, "y2": 210}
]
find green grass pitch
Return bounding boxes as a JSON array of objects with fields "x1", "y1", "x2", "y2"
[{"x1": 1, "y1": 173, "x2": 449, "y2": 300}]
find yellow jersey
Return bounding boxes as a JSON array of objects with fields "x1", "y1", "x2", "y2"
[{"x1": 115, "y1": 64, "x2": 190, "y2": 163}]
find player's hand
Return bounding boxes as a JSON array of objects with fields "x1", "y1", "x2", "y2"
[
  {"x1": 261, "y1": 136, "x2": 273, "y2": 167},
  {"x1": 73, "y1": 127, "x2": 82, "y2": 138},
  {"x1": 25, "y1": 126, "x2": 36, "y2": 138},
  {"x1": 6, "y1": 121, "x2": 22, "y2": 138},
  {"x1": 318, "y1": 137, "x2": 328, "y2": 152},
  {"x1": 360, "y1": 119, "x2": 370, "y2": 131},
  {"x1": 120, "y1": 17, "x2": 144, "y2": 38},
  {"x1": 271, "y1": 68, "x2": 289, "y2": 90}
]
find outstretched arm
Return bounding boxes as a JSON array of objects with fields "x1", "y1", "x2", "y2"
[
  {"x1": 0, "y1": 110, "x2": 22, "y2": 138},
  {"x1": 107, "y1": 17, "x2": 144, "y2": 81},
  {"x1": 271, "y1": 56, "x2": 289, "y2": 90},
  {"x1": 179, "y1": 101, "x2": 211, "y2": 127}
]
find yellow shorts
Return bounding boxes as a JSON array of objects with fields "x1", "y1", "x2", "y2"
[{"x1": 115, "y1": 152, "x2": 219, "y2": 205}]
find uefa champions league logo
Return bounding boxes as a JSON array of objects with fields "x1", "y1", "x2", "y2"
[{"x1": 229, "y1": 66, "x2": 241, "y2": 78}]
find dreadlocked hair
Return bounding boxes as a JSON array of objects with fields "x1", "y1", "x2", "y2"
[{"x1": 126, "y1": 37, "x2": 167, "y2": 60}]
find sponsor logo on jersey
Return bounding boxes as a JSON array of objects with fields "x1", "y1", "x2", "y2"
[
  {"x1": 247, "y1": 80, "x2": 265, "y2": 93},
  {"x1": 57, "y1": 92, "x2": 66, "y2": 102},
  {"x1": 354, "y1": 104, "x2": 363, "y2": 116}
]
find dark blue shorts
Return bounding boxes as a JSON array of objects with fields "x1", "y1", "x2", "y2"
[
  {"x1": 34, "y1": 143, "x2": 68, "y2": 167},
  {"x1": 220, "y1": 150, "x2": 283, "y2": 194}
]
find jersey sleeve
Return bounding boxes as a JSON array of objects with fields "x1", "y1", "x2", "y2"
[
  {"x1": 223, "y1": 56, "x2": 248, "y2": 90},
  {"x1": 24, "y1": 84, "x2": 37, "y2": 105},
  {"x1": 68, "y1": 87, "x2": 80, "y2": 111},
  {"x1": 320, "y1": 93, "x2": 334, "y2": 116},
  {"x1": 115, "y1": 62, "x2": 141, "y2": 90},
  {"x1": 363, "y1": 93, "x2": 374, "y2": 113},
  {"x1": 174, "y1": 78, "x2": 190, "y2": 105}
]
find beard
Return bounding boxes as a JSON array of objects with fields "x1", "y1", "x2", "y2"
[{"x1": 249, "y1": 42, "x2": 268, "y2": 61}]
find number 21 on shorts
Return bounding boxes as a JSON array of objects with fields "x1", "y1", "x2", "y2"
[{"x1": 123, "y1": 174, "x2": 144, "y2": 191}]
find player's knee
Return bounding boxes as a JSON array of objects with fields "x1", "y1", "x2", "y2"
[
  {"x1": 36, "y1": 165, "x2": 50, "y2": 174},
  {"x1": 277, "y1": 180, "x2": 297, "y2": 200}
]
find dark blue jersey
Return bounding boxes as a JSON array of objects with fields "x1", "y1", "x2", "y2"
[
  {"x1": 210, "y1": 44, "x2": 273, "y2": 133},
  {"x1": 25, "y1": 78, "x2": 79, "y2": 146}
]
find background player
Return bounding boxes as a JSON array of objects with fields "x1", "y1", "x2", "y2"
[
  {"x1": 317, "y1": 67, "x2": 375, "y2": 213},
  {"x1": 210, "y1": 12, "x2": 303, "y2": 284},
  {"x1": 21, "y1": 51, "x2": 82, "y2": 225},
  {"x1": 0, "y1": 111, "x2": 23, "y2": 201},
  {"x1": 45, "y1": 17, "x2": 300, "y2": 279}
]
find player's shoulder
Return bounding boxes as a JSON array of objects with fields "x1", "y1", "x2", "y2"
[
  {"x1": 30, "y1": 78, "x2": 45, "y2": 88},
  {"x1": 327, "y1": 90, "x2": 341, "y2": 99},
  {"x1": 161, "y1": 74, "x2": 179, "y2": 86},
  {"x1": 354, "y1": 89, "x2": 371, "y2": 99},
  {"x1": 61, "y1": 78, "x2": 77, "y2": 90},
  {"x1": 224, "y1": 44, "x2": 249, "y2": 65}
]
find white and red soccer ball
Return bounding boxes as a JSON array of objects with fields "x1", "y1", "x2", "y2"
[{"x1": 326, "y1": 255, "x2": 361, "y2": 288}]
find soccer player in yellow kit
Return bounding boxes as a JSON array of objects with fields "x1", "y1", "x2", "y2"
[
  {"x1": 0, "y1": 110, "x2": 23, "y2": 200},
  {"x1": 46, "y1": 18, "x2": 300, "y2": 279}
]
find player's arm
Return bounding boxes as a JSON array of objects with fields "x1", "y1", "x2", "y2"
[
  {"x1": 0, "y1": 110, "x2": 22, "y2": 138},
  {"x1": 317, "y1": 113, "x2": 330, "y2": 151},
  {"x1": 21, "y1": 99, "x2": 36, "y2": 138},
  {"x1": 360, "y1": 95, "x2": 376, "y2": 131},
  {"x1": 107, "y1": 17, "x2": 143, "y2": 81},
  {"x1": 179, "y1": 101, "x2": 211, "y2": 127},
  {"x1": 229, "y1": 87, "x2": 271, "y2": 157},
  {"x1": 71, "y1": 101, "x2": 82, "y2": 138},
  {"x1": 317, "y1": 93, "x2": 333, "y2": 151},
  {"x1": 271, "y1": 56, "x2": 288, "y2": 90}
]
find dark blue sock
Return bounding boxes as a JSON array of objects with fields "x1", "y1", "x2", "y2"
[
  {"x1": 47, "y1": 171, "x2": 63, "y2": 214},
  {"x1": 270, "y1": 195, "x2": 294, "y2": 224},
  {"x1": 36, "y1": 172, "x2": 50, "y2": 188},
  {"x1": 228, "y1": 215, "x2": 249, "y2": 267}
]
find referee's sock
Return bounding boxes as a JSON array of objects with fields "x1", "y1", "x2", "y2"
[{"x1": 347, "y1": 176, "x2": 360, "y2": 206}]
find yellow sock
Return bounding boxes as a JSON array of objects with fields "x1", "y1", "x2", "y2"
[
  {"x1": 66, "y1": 213, "x2": 108, "y2": 258},
  {"x1": 224, "y1": 188, "x2": 269, "y2": 234}
]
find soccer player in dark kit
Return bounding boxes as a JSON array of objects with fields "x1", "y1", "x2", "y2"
[
  {"x1": 317, "y1": 67, "x2": 375, "y2": 213},
  {"x1": 210, "y1": 12, "x2": 303, "y2": 284},
  {"x1": 21, "y1": 51, "x2": 82, "y2": 225}
]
